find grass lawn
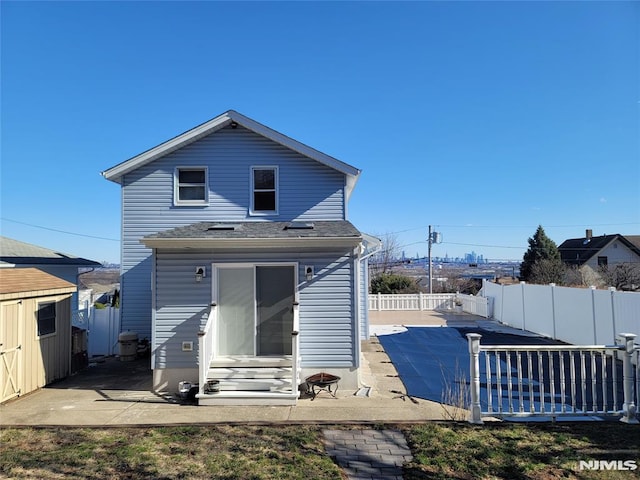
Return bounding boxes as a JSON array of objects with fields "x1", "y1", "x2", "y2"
[{"x1": 1, "y1": 423, "x2": 638, "y2": 479}]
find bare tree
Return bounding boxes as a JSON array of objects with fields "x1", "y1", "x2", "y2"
[
  {"x1": 598, "y1": 263, "x2": 640, "y2": 291},
  {"x1": 529, "y1": 258, "x2": 566, "y2": 285},
  {"x1": 369, "y1": 232, "x2": 401, "y2": 277},
  {"x1": 564, "y1": 265, "x2": 591, "y2": 287}
]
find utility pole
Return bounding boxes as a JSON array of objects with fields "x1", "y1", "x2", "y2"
[
  {"x1": 428, "y1": 225, "x2": 433, "y2": 294},
  {"x1": 428, "y1": 225, "x2": 441, "y2": 294}
]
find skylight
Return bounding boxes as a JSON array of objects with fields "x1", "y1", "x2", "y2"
[
  {"x1": 285, "y1": 222, "x2": 315, "y2": 230},
  {"x1": 208, "y1": 224, "x2": 240, "y2": 231}
]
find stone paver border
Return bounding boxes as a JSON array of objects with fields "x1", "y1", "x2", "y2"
[{"x1": 323, "y1": 429, "x2": 413, "y2": 480}]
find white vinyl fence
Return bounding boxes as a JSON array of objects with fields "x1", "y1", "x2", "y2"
[
  {"x1": 369, "y1": 292, "x2": 491, "y2": 317},
  {"x1": 74, "y1": 306, "x2": 121, "y2": 357},
  {"x1": 481, "y1": 281, "x2": 640, "y2": 345}
]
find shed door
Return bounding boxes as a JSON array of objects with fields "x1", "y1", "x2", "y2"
[{"x1": 0, "y1": 302, "x2": 22, "y2": 403}]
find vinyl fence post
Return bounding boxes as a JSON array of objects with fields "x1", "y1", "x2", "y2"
[
  {"x1": 618, "y1": 333, "x2": 639, "y2": 424},
  {"x1": 467, "y1": 333, "x2": 484, "y2": 424},
  {"x1": 550, "y1": 283, "x2": 557, "y2": 341},
  {"x1": 609, "y1": 287, "x2": 617, "y2": 346}
]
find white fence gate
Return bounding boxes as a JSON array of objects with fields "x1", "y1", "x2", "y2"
[{"x1": 75, "y1": 306, "x2": 121, "y2": 357}]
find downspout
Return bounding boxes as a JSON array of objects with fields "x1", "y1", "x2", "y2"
[
  {"x1": 150, "y1": 248, "x2": 157, "y2": 370},
  {"x1": 353, "y1": 246, "x2": 362, "y2": 369},
  {"x1": 355, "y1": 238, "x2": 382, "y2": 389},
  {"x1": 357, "y1": 240, "x2": 383, "y2": 336}
]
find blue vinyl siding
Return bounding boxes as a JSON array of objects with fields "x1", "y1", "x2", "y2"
[
  {"x1": 152, "y1": 249, "x2": 356, "y2": 370},
  {"x1": 120, "y1": 125, "x2": 347, "y2": 338}
]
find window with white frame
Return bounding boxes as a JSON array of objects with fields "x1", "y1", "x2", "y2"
[
  {"x1": 251, "y1": 166, "x2": 278, "y2": 214},
  {"x1": 37, "y1": 301, "x2": 56, "y2": 337},
  {"x1": 175, "y1": 167, "x2": 208, "y2": 205}
]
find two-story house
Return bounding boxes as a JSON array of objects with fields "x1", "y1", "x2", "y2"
[
  {"x1": 102, "y1": 110, "x2": 379, "y2": 405},
  {"x1": 559, "y1": 229, "x2": 640, "y2": 289}
]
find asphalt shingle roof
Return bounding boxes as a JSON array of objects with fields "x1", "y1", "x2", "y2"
[
  {"x1": 0, "y1": 267, "x2": 77, "y2": 296},
  {"x1": 0, "y1": 237, "x2": 101, "y2": 267},
  {"x1": 144, "y1": 221, "x2": 362, "y2": 241},
  {"x1": 558, "y1": 234, "x2": 640, "y2": 265}
]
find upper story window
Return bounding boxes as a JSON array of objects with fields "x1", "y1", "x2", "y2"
[
  {"x1": 251, "y1": 166, "x2": 278, "y2": 215},
  {"x1": 175, "y1": 167, "x2": 208, "y2": 205},
  {"x1": 37, "y1": 301, "x2": 56, "y2": 337},
  {"x1": 597, "y1": 256, "x2": 608, "y2": 267}
]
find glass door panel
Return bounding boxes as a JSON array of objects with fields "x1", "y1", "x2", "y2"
[
  {"x1": 217, "y1": 267, "x2": 254, "y2": 356},
  {"x1": 256, "y1": 266, "x2": 294, "y2": 356}
]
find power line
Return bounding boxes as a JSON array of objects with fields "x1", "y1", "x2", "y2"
[
  {"x1": 1, "y1": 217, "x2": 119, "y2": 242},
  {"x1": 386, "y1": 222, "x2": 639, "y2": 235}
]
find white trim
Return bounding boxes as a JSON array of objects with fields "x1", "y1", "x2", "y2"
[
  {"x1": 249, "y1": 165, "x2": 279, "y2": 216},
  {"x1": 353, "y1": 248, "x2": 361, "y2": 369},
  {"x1": 173, "y1": 166, "x2": 209, "y2": 206},
  {"x1": 150, "y1": 249, "x2": 157, "y2": 370},
  {"x1": 212, "y1": 262, "x2": 298, "y2": 358},
  {"x1": 35, "y1": 299, "x2": 57, "y2": 339}
]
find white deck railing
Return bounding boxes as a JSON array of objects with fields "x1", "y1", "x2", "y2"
[
  {"x1": 467, "y1": 333, "x2": 639, "y2": 424},
  {"x1": 291, "y1": 302, "x2": 300, "y2": 396},
  {"x1": 198, "y1": 302, "x2": 218, "y2": 396}
]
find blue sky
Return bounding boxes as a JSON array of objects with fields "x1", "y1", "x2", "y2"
[{"x1": 1, "y1": 1, "x2": 638, "y2": 265}]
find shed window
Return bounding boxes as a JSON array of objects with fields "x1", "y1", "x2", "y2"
[
  {"x1": 175, "y1": 167, "x2": 208, "y2": 204},
  {"x1": 251, "y1": 166, "x2": 278, "y2": 214},
  {"x1": 37, "y1": 302, "x2": 56, "y2": 337},
  {"x1": 598, "y1": 256, "x2": 608, "y2": 267}
]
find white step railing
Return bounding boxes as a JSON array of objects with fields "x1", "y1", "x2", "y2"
[
  {"x1": 291, "y1": 302, "x2": 300, "y2": 396},
  {"x1": 198, "y1": 302, "x2": 218, "y2": 396},
  {"x1": 467, "y1": 333, "x2": 639, "y2": 424}
]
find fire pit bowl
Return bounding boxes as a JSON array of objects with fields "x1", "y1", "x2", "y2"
[{"x1": 305, "y1": 372, "x2": 341, "y2": 400}]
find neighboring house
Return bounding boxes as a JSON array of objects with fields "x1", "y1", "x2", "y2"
[
  {"x1": 102, "y1": 110, "x2": 380, "y2": 404},
  {"x1": 558, "y1": 229, "x2": 640, "y2": 288},
  {"x1": 0, "y1": 268, "x2": 76, "y2": 403},
  {"x1": 0, "y1": 237, "x2": 102, "y2": 322}
]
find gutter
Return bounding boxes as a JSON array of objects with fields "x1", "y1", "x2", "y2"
[{"x1": 140, "y1": 236, "x2": 363, "y2": 250}]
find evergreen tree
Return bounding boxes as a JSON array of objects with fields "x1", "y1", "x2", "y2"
[{"x1": 520, "y1": 225, "x2": 561, "y2": 282}]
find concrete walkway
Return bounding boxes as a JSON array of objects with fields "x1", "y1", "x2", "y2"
[
  {"x1": 323, "y1": 429, "x2": 412, "y2": 480},
  {"x1": 0, "y1": 310, "x2": 493, "y2": 427}
]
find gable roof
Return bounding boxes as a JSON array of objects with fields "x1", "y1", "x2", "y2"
[
  {"x1": 0, "y1": 267, "x2": 76, "y2": 300},
  {"x1": 558, "y1": 233, "x2": 640, "y2": 265},
  {"x1": 0, "y1": 237, "x2": 101, "y2": 268},
  {"x1": 101, "y1": 110, "x2": 361, "y2": 200}
]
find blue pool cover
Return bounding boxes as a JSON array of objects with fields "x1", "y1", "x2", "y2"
[{"x1": 377, "y1": 326, "x2": 618, "y2": 415}]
